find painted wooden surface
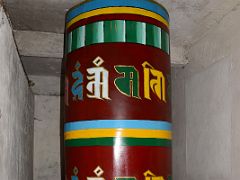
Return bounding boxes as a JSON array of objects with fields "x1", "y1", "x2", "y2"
[{"x1": 64, "y1": 1, "x2": 171, "y2": 180}]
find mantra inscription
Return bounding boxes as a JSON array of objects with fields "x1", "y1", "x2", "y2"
[
  {"x1": 70, "y1": 56, "x2": 166, "y2": 102},
  {"x1": 71, "y1": 166, "x2": 170, "y2": 180}
]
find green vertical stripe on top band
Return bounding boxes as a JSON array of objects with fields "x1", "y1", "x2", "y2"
[
  {"x1": 85, "y1": 21, "x2": 104, "y2": 45},
  {"x1": 136, "y1": 22, "x2": 146, "y2": 44},
  {"x1": 104, "y1": 20, "x2": 125, "y2": 42},
  {"x1": 65, "y1": 138, "x2": 171, "y2": 147},
  {"x1": 161, "y1": 30, "x2": 169, "y2": 53},
  {"x1": 71, "y1": 28, "x2": 78, "y2": 51},
  {"x1": 166, "y1": 32, "x2": 170, "y2": 54},
  {"x1": 126, "y1": 21, "x2": 146, "y2": 44},
  {"x1": 67, "y1": 20, "x2": 169, "y2": 54},
  {"x1": 71, "y1": 26, "x2": 85, "y2": 51},
  {"x1": 146, "y1": 23, "x2": 161, "y2": 49}
]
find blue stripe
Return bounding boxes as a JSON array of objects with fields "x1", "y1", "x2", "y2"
[
  {"x1": 64, "y1": 120, "x2": 172, "y2": 132},
  {"x1": 66, "y1": 0, "x2": 169, "y2": 23}
]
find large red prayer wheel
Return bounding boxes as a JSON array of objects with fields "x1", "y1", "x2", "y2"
[{"x1": 64, "y1": 0, "x2": 171, "y2": 180}]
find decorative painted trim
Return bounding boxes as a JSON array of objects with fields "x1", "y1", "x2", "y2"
[
  {"x1": 64, "y1": 129, "x2": 172, "y2": 140},
  {"x1": 67, "y1": 20, "x2": 170, "y2": 54},
  {"x1": 64, "y1": 120, "x2": 172, "y2": 132},
  {"x1": 66, "y1": 7, "x2": 169, "y2": 29},
  {"x1": 65, "y1": 138, "x2": 171, "y2": 147},
  {"x1": 66, "y1": 14, "x2": 170, "y2": 33},
  {"x1": 66, "y1": 0, "x2": 169, "y2": 23}
]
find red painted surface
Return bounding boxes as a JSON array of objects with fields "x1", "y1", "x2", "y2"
[
  {"x1": 65, "y1": 146, "x2": 171, "y2": 180},
  {"x1": 65, "y1": 43, "x2": 171, "y2": 122}
]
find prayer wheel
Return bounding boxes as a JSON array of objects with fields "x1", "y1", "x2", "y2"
[{"x1": 64, "y1": 0, "x2": 171, "y2": 180}]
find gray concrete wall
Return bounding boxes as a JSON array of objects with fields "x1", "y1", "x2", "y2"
[
  {"x1": 171, "y1": 67, "x2": 187, "y2": 180},
  {"x1": 0, "y1": 6, "x2": 34, "y2": 180},
  {"x1": 185, "y1": 60, "x2": 231, "y2": 180},
  {"x1": 34, "y1": 95, "x2": 61, "y2": 180},
  {"x1": 171, "y1": 3, "x2": 240, "y2": 180}
]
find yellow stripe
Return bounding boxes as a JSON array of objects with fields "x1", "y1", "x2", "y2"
[
  {"x1": 64, "y1": 128, "x2": 172, "y2": 140},
  {"x1": 66, "y1": 7, "x2": 169, "y2": 29}
]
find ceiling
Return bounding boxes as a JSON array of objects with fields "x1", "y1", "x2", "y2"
[
  {"x1": 4, "y1": 0, "x2": 240, "y2": 46},
  {"x1": 3, "y1": 0, "x2": 240, "y2": 95}
]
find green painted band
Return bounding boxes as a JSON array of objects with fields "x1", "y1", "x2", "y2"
[
  {"x1": 66, "y1": 20, "x2": 170, "y2": 55},
  {"x1": 65, "y1": 138, "x2": 171, "y2": 147}
]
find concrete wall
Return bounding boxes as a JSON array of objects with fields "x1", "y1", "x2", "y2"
[
  {"x1": 185, "y1": 60, "x2": 231, "y2": 180},
  {"x1": 171, "y1": 3, "x2": 240, "y2": 180},
  {"x1": 0, "y1": 6, "x2": 34, "y2": 180},
  {"x1": 34, "y1": 95, "x2": 61, "y2": 180},
  {"x1": 171, "y1": 67, "x2": 187, "y2": 180}
]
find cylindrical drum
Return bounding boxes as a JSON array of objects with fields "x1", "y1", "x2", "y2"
[{"x1": 64, "y1": 0, "x2": 171, "y2": 180}]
